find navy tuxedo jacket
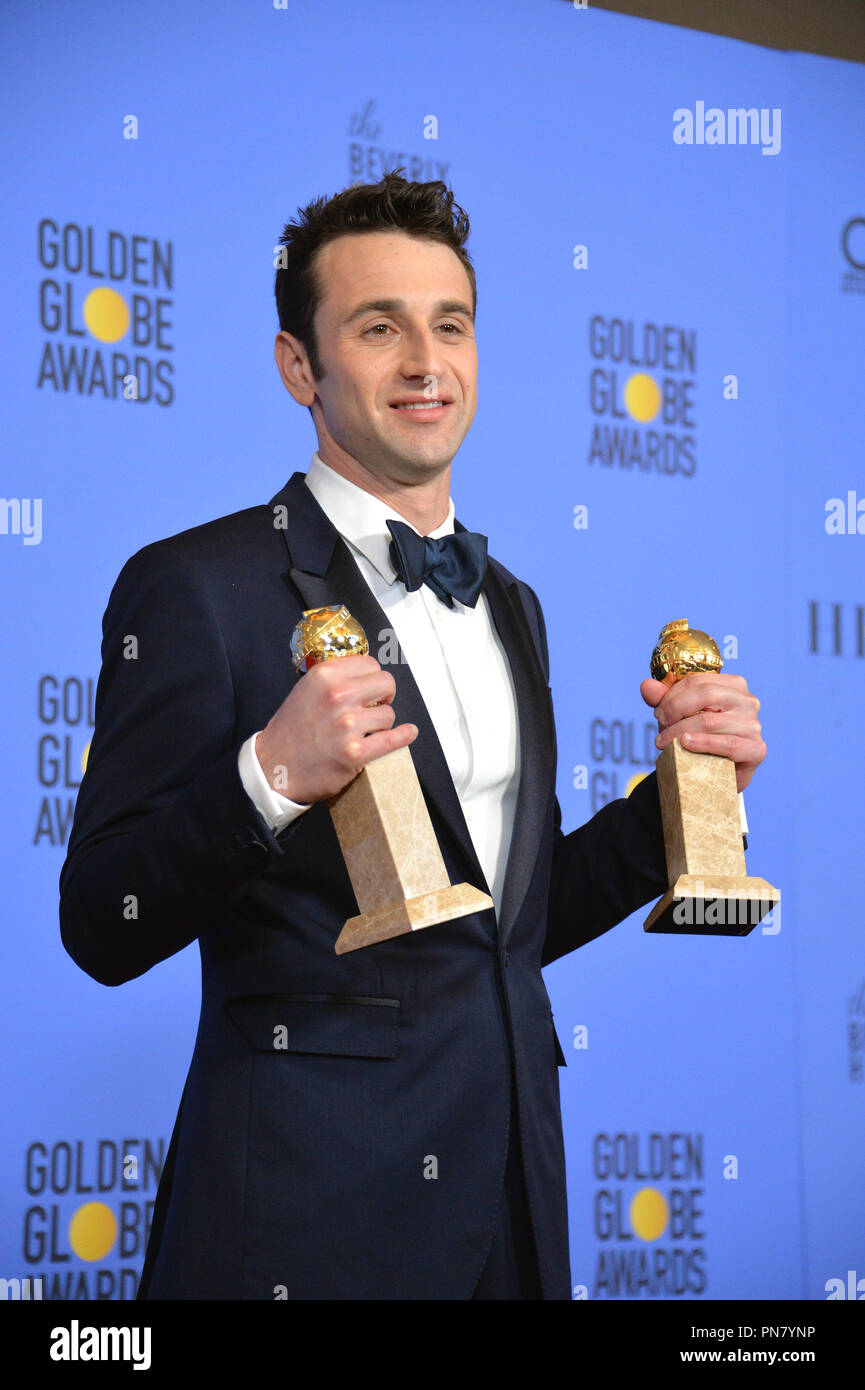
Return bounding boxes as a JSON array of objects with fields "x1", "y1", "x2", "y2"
[{"x1": 59, "y1": 470, "x2": 668, "y2": 1300}]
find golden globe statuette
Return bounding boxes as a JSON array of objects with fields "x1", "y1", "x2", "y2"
[
  {"x1": 643, "y1": 619, "x2": 780, "y2": 936},
  {"x1": 290, "y1": 605, "x2": 494, "y2": 954}
]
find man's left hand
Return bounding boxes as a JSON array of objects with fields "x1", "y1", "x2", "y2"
[{"x1": 639, "y1": 673, "x2": 766, "y2": 793}]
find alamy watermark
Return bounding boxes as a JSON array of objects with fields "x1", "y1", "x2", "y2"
[
  {"x1": 673, "y1": 884, "x2": 780, "y2": 933},
  {"x1": 673, "y1": 102, "x2": 781, "y2": 156},
  {"x1": 1, "y1": 497, "x2": 42, "y2": 545}
]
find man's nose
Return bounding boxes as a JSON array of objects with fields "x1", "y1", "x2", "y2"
[{"x1": 398, "y1": 326, "x2": 445, "y2": 379}]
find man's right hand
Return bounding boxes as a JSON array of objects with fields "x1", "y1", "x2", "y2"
[{"x1": 254, "y1": 654, "x2": 419, "y2": 804}]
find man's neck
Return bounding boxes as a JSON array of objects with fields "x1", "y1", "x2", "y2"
[{"x1": 315, "y1": 450, "x2": 451, "y2": 535}]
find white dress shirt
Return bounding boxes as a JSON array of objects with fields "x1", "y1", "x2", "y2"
[
  {"x1": 238, "y1": 451, "x2": 749, "y2": 912},
  {"x1": 238, "y1": 450, "x2": 522, "y2": 918}
]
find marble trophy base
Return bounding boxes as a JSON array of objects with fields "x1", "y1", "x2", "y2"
[
  {"x1": 643, "y1": 738, "x2": 780, "y2": 937},
  {"x1": 643, "y1": 874, "x2": 781, "y2": 936},
  {"x1": 329, "y1": 744, "x2": 494, "y2": 955}
]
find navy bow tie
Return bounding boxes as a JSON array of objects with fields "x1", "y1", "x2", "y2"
[{"x1": 386, "y1": 517, "x2": 489, "y2": 609}]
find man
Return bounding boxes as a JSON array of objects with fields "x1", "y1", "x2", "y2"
[{"x1": 59, "y1": 170, "x2": 766, "y2": 1300}]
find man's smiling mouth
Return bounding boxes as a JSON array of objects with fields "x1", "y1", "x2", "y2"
[{"x1": 389, "y1": 396, "x2": 453, "y2": 417}]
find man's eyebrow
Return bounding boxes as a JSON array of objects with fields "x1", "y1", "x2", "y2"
[{"x1": 342, "y1": 298, "x2": 475, "y2": 326}]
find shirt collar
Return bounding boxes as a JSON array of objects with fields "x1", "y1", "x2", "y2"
[{"x1": 302, "y1": 450, "x2": 455, "y2": 584}]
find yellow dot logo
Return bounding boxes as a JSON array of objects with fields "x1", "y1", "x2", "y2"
[
  {"x1": 68, "y1": 1201, "x2": 117, "y2": 1262},
  {"x1": 629, "y1": 1187, "x2": 668, "y2": 1241},
  {"x1": 81, "y1": 740, "x2": 91, "y2": 774},
  {"x1": 625, "y1": 772, "x2": 647, "y2": 797},
  {"x1": 624, "y1": 373, "x2": 661, "y2": 423},
  {"x1": 83, "y1": 287, "x2": 129, "y2": 343}
]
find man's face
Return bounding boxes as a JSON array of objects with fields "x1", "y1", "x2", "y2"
[{"x1": 283, "y1": 230, "x2": 477, "y2": 485}]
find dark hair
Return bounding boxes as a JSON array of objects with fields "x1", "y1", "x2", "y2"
[{"x1": 274, "y1": 167, "x2": 476, "y2": 380}]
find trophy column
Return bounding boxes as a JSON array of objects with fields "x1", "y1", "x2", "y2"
[
  {"x1": 642, "y1": 619, "x2": 780, "y2": 937},
  {"x1": 290, "y1": 605, "x2": 494, "y2": 954}
]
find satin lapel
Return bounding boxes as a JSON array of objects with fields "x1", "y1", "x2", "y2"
[
  {"x1": 268, "y1": 472, "x2": 491, "y2": 900},
  {"x1": 480, "y1": 556, "x2": 556, "y2": 948}
]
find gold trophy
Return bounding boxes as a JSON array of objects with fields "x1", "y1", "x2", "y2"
[
  {"x1": 642, "y1": 619, "x2": 780, "y2": 936},
  {"x1": 290, "y1": 605, "x2": 494, "y2": 954}
]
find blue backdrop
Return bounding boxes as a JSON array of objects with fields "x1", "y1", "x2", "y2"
[{"x1": 2, "y1": 0, "x2": 863, "y2": 1301}]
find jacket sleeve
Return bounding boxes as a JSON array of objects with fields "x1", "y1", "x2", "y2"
[
  {"x1": 59, "y1": 541, "x2": 304, "y2": 987},
  {"x1": 523, "y1": 585, "x2": 669, "y2": 967},
  {"x1": 542, "y1": 773, "x2": 669, "y2": 965}
]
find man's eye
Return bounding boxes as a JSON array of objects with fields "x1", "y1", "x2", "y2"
[{"x1": 364, "y1": 322, "x2": 464, "y2": 336}]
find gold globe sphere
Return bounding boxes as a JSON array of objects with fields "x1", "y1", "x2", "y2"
[
  {"x1": 650, "y1": 618, "x2": 722, "y2": 686},
  {"x1": 290, "y1": 605, "x2": 369, "y2": 673}
]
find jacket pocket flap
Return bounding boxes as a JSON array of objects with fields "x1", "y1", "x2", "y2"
[{"x1": 223, "y1": 993, "x2": 401, "y2": 1058}]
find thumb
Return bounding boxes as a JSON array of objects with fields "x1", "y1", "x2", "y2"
[{"x1": 640, "y1": 677, "x2": 668, "y2": 709}]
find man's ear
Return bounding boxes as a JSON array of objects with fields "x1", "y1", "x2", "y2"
[{"x1": 274, "y1": 330, "x2": 316, "y2": 407}]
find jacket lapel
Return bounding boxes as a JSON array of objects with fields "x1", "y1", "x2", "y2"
[
  {"x1": 480, "y1": 561, "x2": 556, "y2": 947},
  {"x1": 267, "y1": 472, "x2": 554, "y2": 947}
]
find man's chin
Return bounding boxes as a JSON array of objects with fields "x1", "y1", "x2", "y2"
[
  {"x1": 384, "y1": 427, "x2": 466, "y2": 472},
  {"x1": 391, "y1": 448, "x2": 458, "y2": 478}
]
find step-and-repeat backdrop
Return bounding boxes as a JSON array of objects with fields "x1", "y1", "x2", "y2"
[{"x1": 2, "y1": 0, "x2": 863, "y2": 1300}]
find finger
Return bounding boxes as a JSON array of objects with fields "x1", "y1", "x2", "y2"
[
  {"x1": 663, "y1": 730, "x2": 766, "y2": 765},
  {"x1": 313, "y1": 653, "x2": 381, "y2": 682},
  {"x1": 640, "y1": 677, "x2": 669, "y2": 708},
  {"x1": 658, "y1": 676, "x2": 758, "y2": 725},
  {"x1": 334, "y1": 701, "x2": 399, "y2": 748},
  {"x1": 669, "y1": 670, "x2": 748, "y2": 691},
  {"x1": 351, "y1": 721, "x2": 419, "y2": 770},
  {"x1": 655, "y1": 707, "x2": 761, "y2": 749},
  {"x1": 316, "y1": 662, "x2": 397, "y2": 711},
  {"x1": 359, "y1": 670, "x2": 399, "y2": 707}
]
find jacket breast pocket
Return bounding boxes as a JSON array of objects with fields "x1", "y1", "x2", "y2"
[{"x1": 223, "y1": 993, "x2": 401, "y2": 1059}]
